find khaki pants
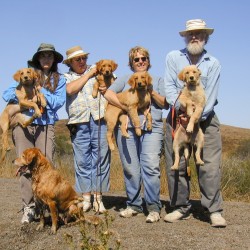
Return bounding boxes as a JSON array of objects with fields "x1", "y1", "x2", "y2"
[
  {"x1": 13, "y1": 124, "x2": 55, "y2": 206},
  {"x1": 164, "y1": 110, "x2": 223, "y2": 214}
]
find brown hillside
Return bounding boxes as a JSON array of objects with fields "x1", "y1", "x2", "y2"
[{"x1": 55, "y1": 119, "x2": 250, "y2": 157}]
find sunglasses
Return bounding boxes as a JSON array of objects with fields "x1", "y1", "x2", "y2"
[
  {"x1": 75, "y1": 56, "x2": 88, "y2": 62},
  {"x1": 133, "y1": 56, "x2": 148, "y2": 63}
]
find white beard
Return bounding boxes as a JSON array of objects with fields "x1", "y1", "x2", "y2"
[{"x1": 187, "y1": 41, "x2": 205, "y2": 55}]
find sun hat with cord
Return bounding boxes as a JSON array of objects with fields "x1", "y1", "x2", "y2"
[
  {"x1": 28, "y1": 43, "x2": 63, "y2": 68},
  {"x1": 63, "y1": 46, "x2": 89, "y2": 65},
  {"x1": 179, "y1": 19, "x2": 214, "y2": 37}
]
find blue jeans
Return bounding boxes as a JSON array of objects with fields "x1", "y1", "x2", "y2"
[
  {"x1": 71, "y1": 116, "x2": 110, "y2": 193},
  {"x1": 116, "y1": 124, "x2": 163, "y2": 213}
]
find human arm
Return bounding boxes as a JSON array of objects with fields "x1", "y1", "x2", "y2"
[
  {"x1": 201, "y1": 60, "x2": 221, "y2": 120},
  {"x1": 104, "y1": 89, "x2": 128, "y2": 111},
  {"x1": 66, "y1": 66, "x2": 97, "y2": 95}
]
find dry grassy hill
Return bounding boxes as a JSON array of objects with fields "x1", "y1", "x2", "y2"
[{"x1": 55, "y1": 119, "x2": 250, "y2": 157}]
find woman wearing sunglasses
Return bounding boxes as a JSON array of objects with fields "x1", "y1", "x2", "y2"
[
  {"x1": 104, "y1": 46, "x2": 169, "y2": 223},
  {"x1": 64, "y1": 46, "x2": 110, "y2": 214}
]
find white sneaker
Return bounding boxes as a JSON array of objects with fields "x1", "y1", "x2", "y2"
[
  {"x1": 210, "y1": 212, "x2": 227, "y2": 227},
  {"x1": 82, "y1": 195, "x2": 91, "y2": 212},
  {"x1": 146, "y1": 211, "x2": 160, "y2": 223},
  {"x1": 120, "y1": 207, "x2": 139, "y2": 218},
  {"x1": 21, "y1": 206, "x2": 35, "y2": 224},
  {"x1": 93, "y1": 201, "x2": 106, "y2": 213},
  {"x1": 164, "y1": 210, "x2": 190, "y2": 223}
]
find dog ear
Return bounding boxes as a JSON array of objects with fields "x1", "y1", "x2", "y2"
[
  {"x1": 13, "y1": 70, "x2": 21, "y2": 82},
  {"x1": 128, "y1": 74, "x2": 136, "y2": 89},
  {"x1": 24, "y1": 148, "x2": 41, "y2": 165},
  {"x1": 146, "y1": 72, "x2": 152, "y2": 84},
  {"x1": 96, "y1": 60, "x2": 103, "y2": 72},
  {"x1": 178, "y1": 68, "x2": 185, "y2": 82},
  {"x1": 111, "y1": 61, "x2": 118, "y2": 72}
]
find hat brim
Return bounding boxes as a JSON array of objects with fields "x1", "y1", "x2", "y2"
[
  {"x1": 179, "y1": 28, "x2": 214, "y2": 37},
  {"x1": 29, "y1": 50, "x2": 63, "y2": 67},
  {"x1": 63, "y1": 52, "x2": 89, "y2": 65}
]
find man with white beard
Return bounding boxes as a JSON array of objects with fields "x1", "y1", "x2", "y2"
[{"x1": 163, "y1": 19, "x2": 227, "y2": 227}]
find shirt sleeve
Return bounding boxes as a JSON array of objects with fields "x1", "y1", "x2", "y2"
[
  {"x1": 202, "y1": 60, "x2": 221, "y2": 120},
  {"x1": 164, "y1": 52, "x2": 181, "y2": 109},
  {"x1": 2, "y1": 82, "x2": 19, "y2": 103}
]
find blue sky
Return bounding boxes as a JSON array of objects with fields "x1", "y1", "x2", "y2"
[{"x1": 0, "y1": 0, "x2": 249, "y2": 129}]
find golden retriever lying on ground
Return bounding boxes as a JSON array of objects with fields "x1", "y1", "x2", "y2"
[
  {"x1": 0, "y1": 68, "x2": 46, "y2": 162},
  {"x1": 171, "y1": 65, "x2": 206, "y2": 172},
  {"x1": 14, "y1": 148, "x2": 82, "y2": 234},
  {"x1": 105, "y1": 71, "x2": 152, "y2": 151},
  {"x1": 92, "y1": 59, "x2": 118, "y2": 98}
]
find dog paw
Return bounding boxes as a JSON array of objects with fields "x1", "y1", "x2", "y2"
[
  {"x1": 171, "y1": 165, "x2": 178, "y2": 171},
  {"x1": 121, "y1": 132, "x2": 130, "y2": 138},
  {"x1": 36, "y1": 224, "x2": 44, "y2": 231},
  {"x1": 135, "y1": 129, "x2": 141, "y2": 137},
  {"x1": 196, "y1": 160, "x2": 204, "y2": 165},
  {"x1": 109, "y1": 144, "x2": 115, "y2": 151},
  {"x1": 186, "y1": 124, "x2": 193, "y2": 133}
]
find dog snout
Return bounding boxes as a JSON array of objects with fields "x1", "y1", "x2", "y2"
[
  {"x1": 138, "y1": 82, "x2": 142, "y2": 87},
  {"x1": 190, "y1": 76, "x2": 194, "y2": 80}
]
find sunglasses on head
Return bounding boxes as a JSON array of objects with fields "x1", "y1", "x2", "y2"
[
  {"x1": 133, "y1": 56, "x2": 148, "y2": 63},
  {"x1": 75, "y1": 56, "x2": 87, "y2": 62}
]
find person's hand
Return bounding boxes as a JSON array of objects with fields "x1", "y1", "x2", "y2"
[
  {"x1": 99, "y1": 85, "x2": 107, "y2": 95},
  {"x1": 147, "y1": 84, "x2": 153, "y2": 95},
  {"x1": 178, "y1": 113, "x2": 189, "y2": 127},
  {"x1": 88, "y1": 67, "x2": 97, "y2": 78}
]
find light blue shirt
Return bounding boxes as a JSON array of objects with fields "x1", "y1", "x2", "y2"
[
  {"x1": 2, "y1": 74, "x2": 66, "y2": 125},
  {"x1": 164, "y1": 48, "x2": 221, "y2": 120}
]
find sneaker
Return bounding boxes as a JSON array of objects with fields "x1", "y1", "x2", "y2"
[
  {"x1": 21, "y1": 206, "x2": 35, "y2": 224},
  {"x1": 120, "y1": 207, "x2": 139, "y2": 218},
  {"x1": 210, "y1": 212, "x2": 227, "y2": 227},
  {"x1": 146, "y1": 211, "x2": 160, "y2": 223},
  {"x1": 82, "y1": 200, "x2": 91, "y2": 212},
  {"x1": 164, "y1": 210, "x2": 190, "y2": 223},
  {"x1": 93, "y1": 201, "x2": 106, "y2": 213}
]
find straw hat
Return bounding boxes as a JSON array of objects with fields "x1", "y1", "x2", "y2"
[
  {"x1": 179, "y1": 19, "x2": 214, "y2": 37},
  {"x1": 28, "y1": 43, "x2": 63, "y2": 68},
  {"x1": 63, "y1": 46, "x2": 89, "y2": 64}
]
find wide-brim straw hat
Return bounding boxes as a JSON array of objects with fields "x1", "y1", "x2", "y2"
[
  {"x1": 28, "y1": 43, "x2": 63, "y2": 68},
  {"x1": 179, "y1": 19, "x2": 214, "y2": 37},
  {"x1": 63, "y1": 46, "x2": 89, "y2": 64}
]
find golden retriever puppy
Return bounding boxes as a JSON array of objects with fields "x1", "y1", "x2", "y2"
[
  {"x1": 14, "y1": 148, "x2": 82, "y2": 234},
  {"x1": 0, "y1": 68, "x2": 46, "y2": 162},
  {"x1": 105, "y1": 71, "x2": 152, "y2": 151},
  {"x1": 92, "y1": 59, "x2": 118, "y2": 98},
  {"x1": 171, "y1": 65, "x2": 206, "y2": 171}
]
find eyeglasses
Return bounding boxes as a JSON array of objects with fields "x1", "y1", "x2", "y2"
[
  {"x1": 74, "y1": 57, "x2": 88, "y2": 62},
  {"x1": 133, "y1": 56, "x2": 148, "y2": 63}
]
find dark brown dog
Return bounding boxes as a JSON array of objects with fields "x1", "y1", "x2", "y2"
[
  {"x1": 171, "y1": 65, "x2": 206, "y2": 171},
  {"x1": 0, "y1": 68, "x2": 46, "y2": 162},
  {"x1": 92, "y1": 59, "x2": 118, "y2": 98},
  {"x1": 105, "y1": 71, "x2": 152, "y2": 151},
  {"x1": 14, "y1": 148, "x2": 82, "y2": 234}
]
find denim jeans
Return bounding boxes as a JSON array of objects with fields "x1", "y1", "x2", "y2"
[
  {"x1": 115, "y1": 123, "x2": 163, "y2": 213},
  {"x1": 71, "y1": 116, "x2": 110, "y2": 193}
]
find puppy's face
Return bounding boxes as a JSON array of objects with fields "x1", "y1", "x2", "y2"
[
  {"x1": 178, "y1": 65, "x2": 201, "y2": 86},
  {"x1": 13, "y1": 68, "x2": 38, "y2": 85},
  {"x1": 128, "y1": 71, "x2": 152, "y2": 90},
  {"x1": 14, "y1": 148, "x2": 41, "y2": 174},
  {"x1": 96, "y1": 60, "x2": 118, "y2": 76}
]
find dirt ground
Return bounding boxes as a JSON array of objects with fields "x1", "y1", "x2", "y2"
[{"x1": 0, "y1": 178, "x2": 250, "y2": 250}]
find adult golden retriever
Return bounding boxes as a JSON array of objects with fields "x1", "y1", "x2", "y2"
[
  {"x1": 14, "y1": 148, "x2": 82, "y2": 234},
  {"x1": 92, "y1": 59, "x2": 118, "y2": 98},
  {"x1": 105, "y1": 71, "x2": 152, "y2": 151},
  {"x1": 171, "y1": 65, "x2": 206, "y2": 171},
  {"x1": 0, "y1": 68, "x2": 46, "y2": 162}
]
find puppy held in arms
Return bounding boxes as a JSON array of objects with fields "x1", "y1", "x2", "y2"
[
  {"x1": 92, "y1": 59, "x2": 118, "y2": 98},
  {"x1": 0, "y1": 68, "x2": 46, "y2": 162},
  {"x1": 105, "y1": 71, "x2": 152, "y2": 151},
  {"x1": 14, "y1": 148, "x2": 83, "y2": 234},
  {"x1": 171, "y1": 65, "x2": 206, "y2": 173}
]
